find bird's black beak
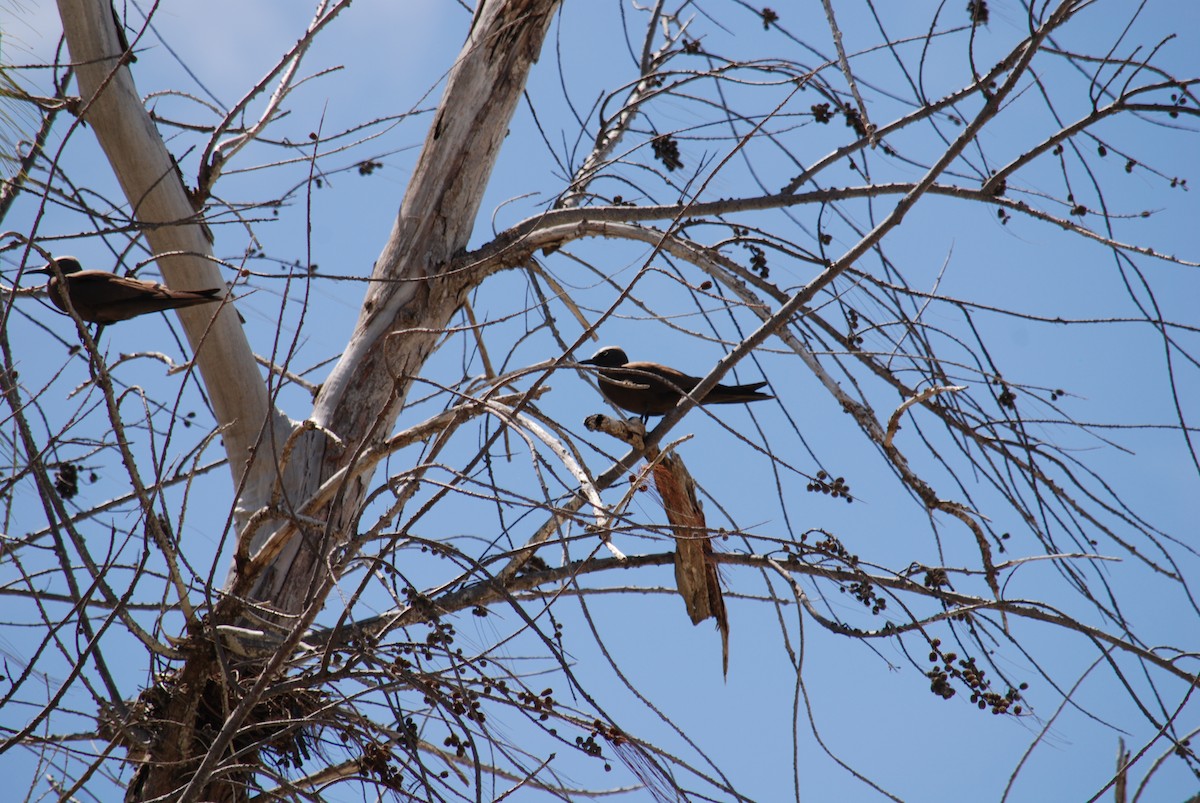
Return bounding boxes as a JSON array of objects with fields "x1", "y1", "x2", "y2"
[
  {"x1": 27, "y1": 264, "x2": 53, "y2": 277},
  {"x1": 578, "y1": 357, "x2": 598, "y2": 367}
]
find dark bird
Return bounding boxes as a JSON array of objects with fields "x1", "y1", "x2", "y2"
[
  {"x1": 29, "y1": 255, "x2": 222, "y2": 325},
  {"x1": 580, "y1": 345, "x2": 773, "y2": 420}
]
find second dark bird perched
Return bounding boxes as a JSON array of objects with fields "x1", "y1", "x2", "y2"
[
  {"x1": 30, "y1": 255, "x2": 222, "y2": 324},
  {"x1": 580, "y1": 345, "x2": 773, "y2": 421}
]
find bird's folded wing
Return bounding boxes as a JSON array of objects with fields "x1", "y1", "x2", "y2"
[
  {"x1": 602, "y1": 377, "x2": 652, "y2": 390},
  {"x1": 76, "y1": 273, "x2": 171, "y2": 303}
]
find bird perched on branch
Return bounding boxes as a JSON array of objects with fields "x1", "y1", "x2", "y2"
[
  {"x1": 29, "y1": 255, "x2": 222, "y2": 325},
  {"x1": 579, "y1": 345, "x2": 773, "y2": 421}
]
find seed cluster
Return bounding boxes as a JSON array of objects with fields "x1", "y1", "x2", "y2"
[
  {"x1": 806, "y1": 470, "x2": 853, "y2": 502},
  {"x1": 651, "y1": 135, "x2": 683, "y2": 172},
  {"x1": 54, "y1": 462, "x2": 80, "y2": 499},
  {"x1": 927, "y1": 638, "x2": 1026, "y2": 715}
]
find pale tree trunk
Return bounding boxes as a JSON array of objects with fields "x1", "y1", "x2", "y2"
[
  {"x1": 248, "y1": 0, "x2": 561, "y2": 609},
  {"x1": 56, "y1": 0, "x2": 288, "y2": 521},
  {"x1": 56, "y1": 0, "x2": 560, "y2": 800}
]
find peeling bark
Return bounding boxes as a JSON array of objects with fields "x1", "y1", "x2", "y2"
[{"x1": 653, "y1": 452, "x2": 730, "y2": 677}]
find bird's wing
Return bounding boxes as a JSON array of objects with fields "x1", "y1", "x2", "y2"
[
  {"x1": 628, "y1": 362, "x2": 700, "y2": 394},
  {"x1": 599, "y1": 375, "x2": 653, "y2": 391},
  {"x1": 72, "y1": 272, "x2": 172, "y2": 304}
]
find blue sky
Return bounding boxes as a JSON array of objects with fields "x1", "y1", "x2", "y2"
[{"x1": 3, "y1": 1, "x2": 1200, "y2": 800}]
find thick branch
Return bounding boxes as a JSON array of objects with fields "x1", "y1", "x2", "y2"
[
  {"x1": 56, "y1": 0, "x2": 286, "y2": 517},
  {"x1": 243, "y1": 0, "x2": 561, "y2": 604}
]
